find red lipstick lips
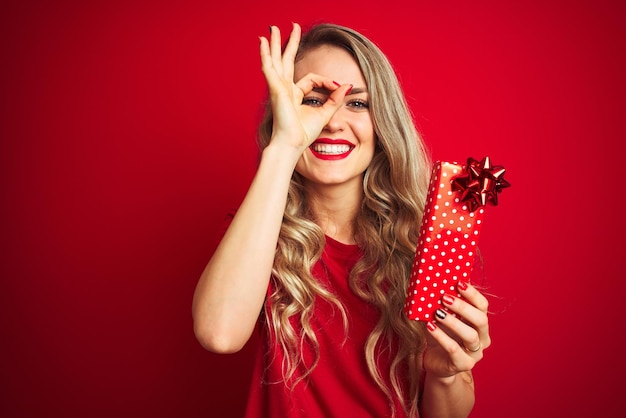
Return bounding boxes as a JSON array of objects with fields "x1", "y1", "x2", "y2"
[{"x1": 309, "y1": 138, "x2": 354, "y2": 160}]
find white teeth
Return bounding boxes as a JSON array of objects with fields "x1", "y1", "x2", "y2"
[{"x1": 312, "y1": 143, "x2": 352, "y2": 154}]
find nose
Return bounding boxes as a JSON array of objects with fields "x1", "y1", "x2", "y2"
[{"x1": 323, "y1": 108, "x2": 346, "y2": 133}]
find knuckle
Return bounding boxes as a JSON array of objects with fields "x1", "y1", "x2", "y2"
[
  {"x1": 474, "y1": 314, "x2": 489, "y2": 329},
  {"x1": 479, "y1": 298, "x2": 490, "y2": 312},
  {"x1": 483, "y1": 335, "x2": 492, "y2": 349}
]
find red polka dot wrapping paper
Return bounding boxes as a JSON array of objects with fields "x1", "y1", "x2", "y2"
[{"x1": 404, "y1": 161, "x2": 485, "y2": 322}]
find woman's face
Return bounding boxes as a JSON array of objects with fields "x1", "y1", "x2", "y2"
[{"x1": 293, "y1": 45, "x2": 376, "y2": 191}]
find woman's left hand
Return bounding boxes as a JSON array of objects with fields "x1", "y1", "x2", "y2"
[{"x1": 422, "y1": 281, "x2": 491, "y2": 379}]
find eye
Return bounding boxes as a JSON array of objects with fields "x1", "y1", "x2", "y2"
[
  {"x1": 347, "y1": 99, "x2": 369, "y2": 110},
  {"x1": 302, "y1": 97, "x2": 325, "y2": 107}
]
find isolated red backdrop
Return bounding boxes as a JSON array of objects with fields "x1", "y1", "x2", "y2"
[{"x1": 2, "y1": 1, "x2": 625, "y2": 417}]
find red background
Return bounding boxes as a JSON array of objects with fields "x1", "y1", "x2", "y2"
[{"x1": 2, "y1": 1, "x2": 624, "y2": 417}]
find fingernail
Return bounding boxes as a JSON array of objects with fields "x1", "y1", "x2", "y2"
[
  {"x1": 458, "y1": 281, "x2": 468, "y2": 291},
  {"x1": 442, "y1": 294, "x2": 455, "y2": 305},
  {"x1": 269, "y1": 25, "x2": 273, "y2": 33},
  {"x1": 346, "y1": 84, "x2": 353, "y2": 94},
  {"x1": 426, "y1": 321, "x2": 437, "y2": 331},
  {"x1": 435, "y1": 309, "x2": 447, "y2": 320},
  {"x1": 333, "y1": 81, "x2": 341, "y2": 87}
]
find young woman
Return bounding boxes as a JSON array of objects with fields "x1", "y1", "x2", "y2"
[{"x1": 192, "y1": 22, "x2": 491, "y2": 417}]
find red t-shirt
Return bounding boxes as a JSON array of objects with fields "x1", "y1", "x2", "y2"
[{"x1": 245, "y1": 236, "x2": 410, "y2": 417}]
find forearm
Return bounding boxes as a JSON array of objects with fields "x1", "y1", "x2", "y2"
[
  {"x1": 420, "y1": 371, "x2": 475, "y2": 418},
  {"x1": 192, "y1": 144, "x2": 300, "y2": 353}
]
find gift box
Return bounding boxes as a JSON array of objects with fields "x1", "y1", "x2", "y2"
[{"x1": 404, "y1": 157, "x2": 509, "y2": 322}]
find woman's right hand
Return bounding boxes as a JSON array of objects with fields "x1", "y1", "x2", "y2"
[{"x1": 259, "y1": 23, "x2": 353, "y2": 155}]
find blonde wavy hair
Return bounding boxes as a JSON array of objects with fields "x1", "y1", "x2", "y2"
[{"x1": 257, "y1": 23, "x2": 432, "y2": 417}]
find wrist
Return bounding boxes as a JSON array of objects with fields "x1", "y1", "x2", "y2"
[
  {"x1": 259, "y1": 143, "x2": 303, "y2": 176},
  {"x1": 426, "y1": 373, "x2": 457, "y2": 387},
  {"x1": 262, "y1": 139, "x2": 305, "y2": 164},
  {"x1": 425, "y1": 371, "x2": 473, "y2": 387}
]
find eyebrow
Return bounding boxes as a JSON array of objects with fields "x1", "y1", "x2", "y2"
[{"x1": 312, "y1": 87, "x2": 368, "y2": 96}]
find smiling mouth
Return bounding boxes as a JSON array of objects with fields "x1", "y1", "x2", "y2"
[{"x1": 311, "y1": 143, "x2": 354, "y2": 155}]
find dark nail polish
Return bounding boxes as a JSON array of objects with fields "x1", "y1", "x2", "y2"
[{"x1": 435, "y1": 309, "x2": 447, "y2": 320}]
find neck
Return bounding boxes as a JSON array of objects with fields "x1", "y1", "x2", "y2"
[{"x1": 305, "y1": 182, "x2": 363, "y2": 245}]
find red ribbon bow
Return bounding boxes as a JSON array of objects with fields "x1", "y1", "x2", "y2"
[{"x1": 451, "y1": 156, "x2": 511, "y2": 212}]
